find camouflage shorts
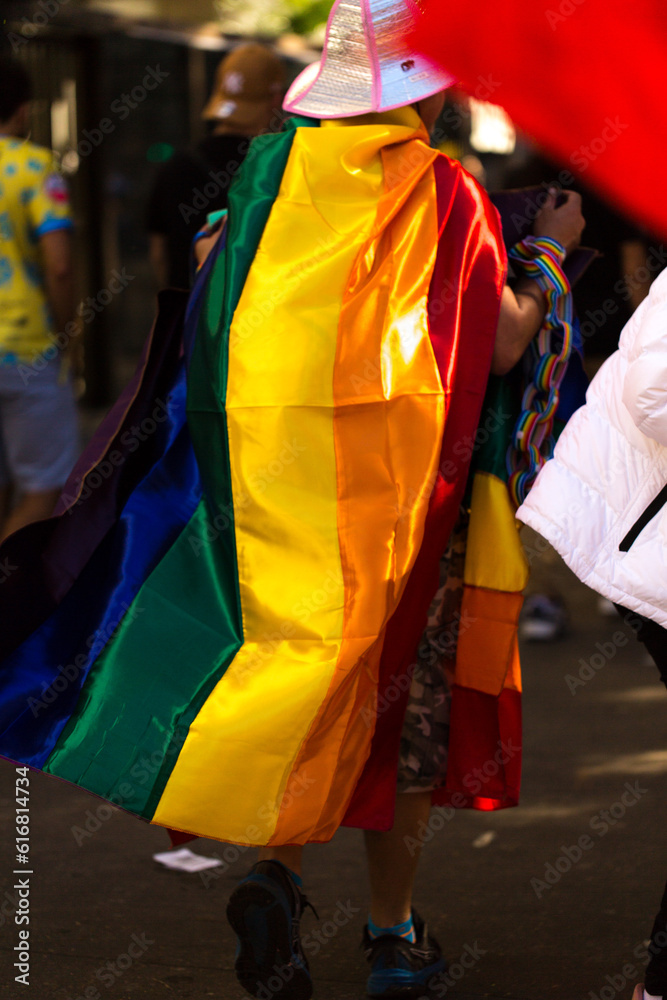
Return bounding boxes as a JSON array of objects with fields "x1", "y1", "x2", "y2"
[{"x1": 396, "y1": 509, "x2": 469, "y2": 793}]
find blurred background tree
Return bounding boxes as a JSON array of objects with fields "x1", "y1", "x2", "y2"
[{"x1": 213, "y1": 0, "x2": 330, "y2": 40}]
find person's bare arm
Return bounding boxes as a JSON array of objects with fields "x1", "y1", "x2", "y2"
[
  {"x1": 492, "y1": 282, "x2": 548, "y2": 375},
  {"x1": 492, "y1": 189, "x2": 585, "y2": 375},
  {"x1": 40, "y1": 228, "x2": 75, "y2": 335},
  {"x1": 194, "y1": 219, "x2": 226, "y2": 269},
  {"x1": 149, "y1": 233, "x2": 169, "y2": 289}
]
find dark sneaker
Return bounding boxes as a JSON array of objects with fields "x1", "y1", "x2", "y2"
[
  {"x1": 363, "y1": 910, "x2": 448, "y2": 998},
  {"x1": 519, "y1": 593, "x2": 568, "y2": 642},
  {"x1": 226, "y1": 860, "x2": 315, "y2": 1000}
]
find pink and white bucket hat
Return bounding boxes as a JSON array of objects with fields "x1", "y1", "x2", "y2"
[{"x1": 283, "y1": 0, "x2": 456, "y2": 119}]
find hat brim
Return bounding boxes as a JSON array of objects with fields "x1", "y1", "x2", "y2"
[
  {"x1": 282, "y1": 57, "x2": 457, "y2": 120},
  {"x1": 202, "y1": 95, "x2": 274, "y2": 131}
]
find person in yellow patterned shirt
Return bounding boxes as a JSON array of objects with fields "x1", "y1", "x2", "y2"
[{"x1": 0, "y1": 55, "x2": 78, "y2": 542}]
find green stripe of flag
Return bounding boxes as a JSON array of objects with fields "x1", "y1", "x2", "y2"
[{"x1": 44, "y1": 120, "x2": 314, "y2": 819}]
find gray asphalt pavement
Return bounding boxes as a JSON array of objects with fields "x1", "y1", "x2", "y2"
[{"x1": 1, "y1": 549, "x2": 667, "y2": 1000}]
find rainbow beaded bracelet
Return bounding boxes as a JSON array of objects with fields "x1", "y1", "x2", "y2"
[{"x1": 506, "y1": 235, "x2": 574, "y2": 507}]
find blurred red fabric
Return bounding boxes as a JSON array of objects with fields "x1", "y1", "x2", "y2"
[{"x1": 413, "y1": 0, "x2": 667, "y2": 238}]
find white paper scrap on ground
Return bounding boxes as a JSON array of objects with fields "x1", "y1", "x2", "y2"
[
  {"x1": 152, "y1": 847, "x2": 222, "y2": 872},
  {"x1": 472, "y1": 831, "x2": 497, "y2": 849}
]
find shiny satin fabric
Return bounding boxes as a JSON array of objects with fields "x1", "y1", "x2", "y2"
[
  {"x1": 344, "y1": 155, "x2": 508, "y2": 829},
  {"x1": 0, "y1": 289, "x2": 192, "y2": 659},
  {"x1": 436, "y1": 372, "x2": 529, "y2": 809},
  {"x1": 464, "y1": 473, "x2": 529, "y2": 597},
  {"x1": 47, "y1": 230, "x2": 246, "y2": 820},
  {"x1": 0, "y1": 114, "x2": 509, "y2": 844},
  {"x1": 437, "y1": 450, "x2": 528, "y2": 810},
  {"x1": 0, "y1": 291, "x2": 202, "y2": 772},
  {"x1": 37, "y1": 124, "x2": 306, "y2": 831},
  {"x1": 154, "y1": 108, "x2": 446, "y2": 845},
  {"x1": 278, "y1": 124, "x2": 443, "y2": 844}
]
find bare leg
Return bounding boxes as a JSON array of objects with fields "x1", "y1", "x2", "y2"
[
  {"x1": 0, "y1": 488, "x2": 60, "y2": 543},
  {"x1": 258, "y1": 845, "x2": 304, "y2": 878},
  {"x1": 365, "y1": 790, "x2": 432, "y2": 927}
]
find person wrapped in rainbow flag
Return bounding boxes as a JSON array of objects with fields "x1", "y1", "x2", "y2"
[{"x1": 0, "y1": 1, "x2": 585, "y2": 997}]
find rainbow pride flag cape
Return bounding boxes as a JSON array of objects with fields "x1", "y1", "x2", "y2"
[
  {"x1": 0, "y1": 110, "x2": 508, "y2": 845},
  {"x1": 436, "y1": 378, "x2": 528, "y2": 812}
]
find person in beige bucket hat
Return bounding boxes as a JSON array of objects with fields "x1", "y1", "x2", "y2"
[
  {"x1": 203, "y1": 43, "x2": 286, "y2": 134},
  {"x1": 147, "y1": 43, "x2": 286, "y2": 289}
]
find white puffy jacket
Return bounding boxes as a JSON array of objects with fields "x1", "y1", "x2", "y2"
[{"x1": 517, "y1": 267, "x2": 667, "y2": 628}]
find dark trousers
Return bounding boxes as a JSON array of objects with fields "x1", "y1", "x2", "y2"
[{"x1": 616, "y1": 605, "x2": 667, "y2": 994}]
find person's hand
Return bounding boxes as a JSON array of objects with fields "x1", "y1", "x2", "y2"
[{"x1": 533, "y1": 188, "x2": 585, "y2": 255}]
